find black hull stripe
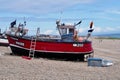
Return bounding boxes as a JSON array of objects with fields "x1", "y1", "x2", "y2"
[{"x1": 0, "y1": 43, "x2": 9, "y2": 46}]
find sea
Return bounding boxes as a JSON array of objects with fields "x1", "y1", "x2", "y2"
[{"x1": 94, "y1": 34, "x2": 120, "y2": 38}]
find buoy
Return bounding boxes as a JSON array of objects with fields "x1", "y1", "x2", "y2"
[
  {"x1": 22, "y1": 56, "x2": 32, "y2": 60},
  {"x1": 78, "y1": 37, "x2": 83, "y2": 42}
]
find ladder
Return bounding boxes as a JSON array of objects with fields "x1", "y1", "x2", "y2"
[{"x1": 29, "y1": 36, "x2": 37, "y2": 58}]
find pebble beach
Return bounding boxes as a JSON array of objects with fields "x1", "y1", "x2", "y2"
[{"x1": 0, "y1": 38, "x2": 120, "y2": 80}]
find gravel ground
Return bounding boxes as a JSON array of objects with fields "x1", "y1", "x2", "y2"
[{"x1": 0, "y1": 39, "x2": 120, "y2": 80}]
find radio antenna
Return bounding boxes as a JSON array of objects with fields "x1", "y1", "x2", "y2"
[{"x1": 60, "y1": 11, "x2": 63, "y2": 21}]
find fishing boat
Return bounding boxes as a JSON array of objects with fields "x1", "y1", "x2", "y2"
[
  {"x1": 0, "y1": 29, "x2": 9, "y2": 46},
  {"x1": 6, "y1": 20, "x2": 94, "y2": 61},
  {"x1": 0, "y1": 38, "x2": 9, "y2": 46}
]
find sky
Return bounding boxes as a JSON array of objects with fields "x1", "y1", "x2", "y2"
[{"x1": 0, "y1": 0, "x2": 120, "y2": 35}]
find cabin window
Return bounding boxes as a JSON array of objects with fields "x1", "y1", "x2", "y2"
[
  {"x1": 61, "y1": 28, "x2": 67, "y2": 34},
  {"x1": 69, "y1": 29, "x2": 74, "y2": 34}
]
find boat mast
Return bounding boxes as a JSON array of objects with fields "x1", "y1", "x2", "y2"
[
  {"x1": 56, "y1": 11, "x2": 63, "y2": 37},
  {"x1": 23, "y1": 17, "x2": 26, "y2": 26},
  {"x1": 0, "y1": 28, "x2": 1, "y2": 34},
  {"x1": 56, "y1": 20, "x2": 62, "y2": 36},
  {"x1": 36, "y1": 27, "x2": 40, "y2": 37}
]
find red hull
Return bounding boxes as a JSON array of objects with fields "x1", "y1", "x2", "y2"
[{"x1": 7, "y1": 35, "x2": 93, "y2": 54}]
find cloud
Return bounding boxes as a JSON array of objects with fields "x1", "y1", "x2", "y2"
[
  {"x1": 94, "y1": 26, "x2": 120, "y2": 34},
  {"x1": 43, "y1": 30, "x2": 53, "y2": 34},
  {"x1": 94, "y1": 27, "x2": 102, "y2": 33},
  {"x1": 106, "y1": 9, "x2": 120, "y2": 15},
  {"x1": 78, "y1": 27, "x2": 88, "y2": 33},
  {"x1": 42, "y1": 29, "x2": 60, "y2": 35},
  {"x1": 0, "y1": 0, "x2": 95, "y2": 14}
]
